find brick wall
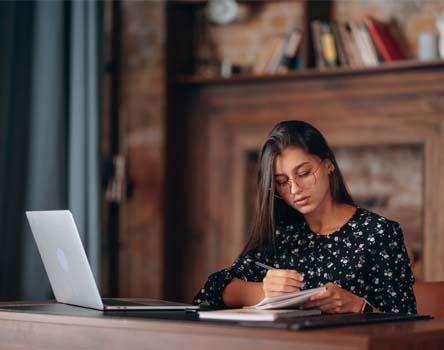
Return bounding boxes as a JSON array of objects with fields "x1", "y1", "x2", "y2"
[
  {"x1": 119, "y1": 1, "x2": 165, "y2": 298},
  {"x1": 201, "y1": 1, "x2": 304, "y2": 69}
]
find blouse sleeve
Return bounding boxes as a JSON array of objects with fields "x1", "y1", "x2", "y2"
[
  {"x1": 365, "y1": 220, "x2": 417, "y2": 314},
  {"x1": 192, "y1": 248, "x2": 271, "y2": 307}
]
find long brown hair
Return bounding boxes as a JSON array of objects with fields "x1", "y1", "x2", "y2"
[{"x1": 242, "y1": 120, "x2": 355, "y2": 256}]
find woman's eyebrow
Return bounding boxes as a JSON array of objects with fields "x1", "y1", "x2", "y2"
[{"x1": 274, "y1": 161, "x2": 310, "y2": 176}]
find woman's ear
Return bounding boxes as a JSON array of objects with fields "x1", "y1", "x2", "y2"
[{"x1": 325, "y1": 159, "x2": 335, "y2": 174}]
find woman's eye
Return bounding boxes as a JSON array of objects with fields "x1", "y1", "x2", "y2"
[
  {"x1": 275, "y1": 180, "x2": 287, "y2": 186},
  {"x1": 297, "y1": 172, "x2": 310, "y2": 177}
]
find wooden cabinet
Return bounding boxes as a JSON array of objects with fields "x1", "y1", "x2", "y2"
[{"x1": 166, "y1": 60, "x2": 444, "y2": 302}]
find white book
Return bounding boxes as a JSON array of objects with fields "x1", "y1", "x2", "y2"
[
  {"x1": 350, "y1": 21, "x2": 369, "y2": 66},
  {"x1": 243, "y1": 286, "x2": 326, "y2": 310},
  {"x1": 359, "y1": 23, "x2": 379, "y2": 65},
  {"x1": 198, "y1": 308, "x2": 321, "y2": 322}
]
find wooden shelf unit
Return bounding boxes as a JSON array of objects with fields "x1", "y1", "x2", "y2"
[{"x1": 173, "y1": 60, "x2": 444, "y2": 85}]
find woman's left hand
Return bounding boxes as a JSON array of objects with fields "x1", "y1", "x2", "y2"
[{"x1": 301, "y1": 282, "x2": 364, "y2": 313}]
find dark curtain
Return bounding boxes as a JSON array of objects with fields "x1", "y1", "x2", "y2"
[
  {"x1": 0, "y1": 1, "x2": 35, "y2": 300},
  {"x1": 0, "y1": 0, "x2": 103, "y2": 301}
]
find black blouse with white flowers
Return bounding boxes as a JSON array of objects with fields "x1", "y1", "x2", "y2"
[{"x1": 193, "y1": 207, "x2": 417, "y2": 314}]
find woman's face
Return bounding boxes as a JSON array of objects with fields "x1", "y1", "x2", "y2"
[{"x1": 273, "y1": 147, "x2": 334, "y2": 215}]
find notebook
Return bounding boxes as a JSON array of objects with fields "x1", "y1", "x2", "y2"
[
  {"x1": 244, "y1": 287, "x2": 326, "y2": 310},
  {"x1": 26, "y1": 210, "x2": 199, "y2": 311}
]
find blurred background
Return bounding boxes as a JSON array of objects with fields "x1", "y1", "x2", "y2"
[{"x1": 1, "y1": 0, "x2": 444, "y2": 304}]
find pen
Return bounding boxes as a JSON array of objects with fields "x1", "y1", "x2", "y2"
[{"x1": 255, "y1": 261, "x2": 274, "y2": 270}]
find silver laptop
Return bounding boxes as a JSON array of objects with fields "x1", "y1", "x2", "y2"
[{"x1": 26, "y1": 210, "x2": 199, "y2": 311}]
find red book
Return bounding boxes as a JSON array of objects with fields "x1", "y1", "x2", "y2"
[{"x1": 364, "y1": 15, "x2": 405, "y2": 61}]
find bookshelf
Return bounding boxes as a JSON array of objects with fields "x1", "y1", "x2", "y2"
[{"x1": 166, "y1": 0, "x2": 442, "y2": 84}]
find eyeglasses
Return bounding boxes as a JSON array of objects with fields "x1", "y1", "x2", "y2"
[{"x1": 274, "y1": 160, "x2": 324, "y2": 196}]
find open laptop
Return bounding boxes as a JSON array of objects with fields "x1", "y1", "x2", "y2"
[{"x1": 26, "y1": 210, "x2": 199, "y2": 311}]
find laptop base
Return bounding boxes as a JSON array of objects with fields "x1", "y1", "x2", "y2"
[{"x1": 102, "y1": 298, "x2": 199, "y2": 311}]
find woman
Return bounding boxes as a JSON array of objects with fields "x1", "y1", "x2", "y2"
[{"x1": 193, "y1": 120, "x2": 416, "y2": 314}]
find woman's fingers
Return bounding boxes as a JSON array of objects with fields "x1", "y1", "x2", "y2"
[
  {"x1": 266, "y1": 291, "x2": 299, "y2": 298},
  {"x1": 308, "y1": 290, "x2": 332, "y2": 301},
  {"x1": 266, "y1": 269, "x2": 304, "y2": 281},
  {"x1": 324, "y1": 282, "x2": 340, "y2": 291},
  {"x1": 264, "y1": 276, "x2": 305, "y2": 288},
  {"x1": 320, "y1": 302, "x2": 344, "y2": 313},
  {"x1": 301, "y1": 296, "x2": 335, "y2": 309},
  {"x1": 300, "y1": 290, "x2": 332, "y2": 309},
  {"x1": 262, "y1": 269, "x2": 304, "y2": 297},
  {"x1": 266, "y1": 282, "x2": 301, "y2": 293}
]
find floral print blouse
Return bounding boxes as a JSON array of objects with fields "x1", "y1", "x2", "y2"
[{"x1": 193, "y1": 207, "x2": 417, "y2": 314}]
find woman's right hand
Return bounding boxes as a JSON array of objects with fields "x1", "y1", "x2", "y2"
[{"x1": 262, "y1": 269, "x2": 305, "y2": 298}]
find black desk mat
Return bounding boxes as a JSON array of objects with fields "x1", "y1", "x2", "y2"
[{"x1": 0, "y1": 304, "x2": 433, "y2": 330}]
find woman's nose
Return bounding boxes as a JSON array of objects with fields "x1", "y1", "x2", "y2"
[{"x1": 289, "y1": 179, "x2": 302, "y2": 194}]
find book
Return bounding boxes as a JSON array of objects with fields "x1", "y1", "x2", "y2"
[
  {"x1": 277, "y1": 30, "x2": 302, "y2": 73},
  {"x1": 253, "y1": 35, "x2": 287, "y2": 75},
  {"x1": 198, "y1": 308, "x2": 321, "y2": 322},
  {"x1": 363, "y1": 15, "x2": 405, "y2": 61},
  {"x1": 349, "y1": 21, "x2": 370, "y2": 66},
  {"x1": 319, "y1": 22, "x2": 338, "y2": 67},
  {"x1": 359, "y1": 22, "x2": 380, "y2": 65},
  {"x1": 338, "y1": 21, "x2": 361, "y2": 67},
  {"x1": 290, "y1": 53, "x2": 304, "y2": 70},
  {"x1": 311, "y1": 20, "x2": 325, "y2": 68},
  {"x1": 244, "y1": 286, "x2": 326, "y2": 310},
  {"x1": 330, "y1": 21, "x2": 349, "y2": 67},
  {"x1": 266, "y1": 35, "x2": 287, "y2": 74},
  {"x1": 339, "y1": 22, "x2": 363, "y2": 67}
]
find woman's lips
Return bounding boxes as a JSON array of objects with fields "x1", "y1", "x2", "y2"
[{"x1": 294, "y1": 196, "x2": 309, "y2": 206}]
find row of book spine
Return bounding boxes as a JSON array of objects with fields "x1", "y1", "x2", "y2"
[
  {"x1": 252, "y1": 15, "x2": 407, "y2": 75},
  {"x1": 253, "y1": 29, "x2": 303, "y2": 74},
  {"x1": 312, "y1": 16, "x2": 406, "y2": 69}
]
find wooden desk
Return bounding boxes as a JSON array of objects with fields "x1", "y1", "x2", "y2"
[{"x1": 0, "y1": 303, "x2": 443, "y2": 350}]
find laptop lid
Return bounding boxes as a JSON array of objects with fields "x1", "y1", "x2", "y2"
[{"x1": 26, "y1": 210, "x2": 104, "y2": 310}]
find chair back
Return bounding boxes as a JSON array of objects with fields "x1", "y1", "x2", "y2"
[{"x1": 413, "y1": 281, "x2": 444, "y2": 318}]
